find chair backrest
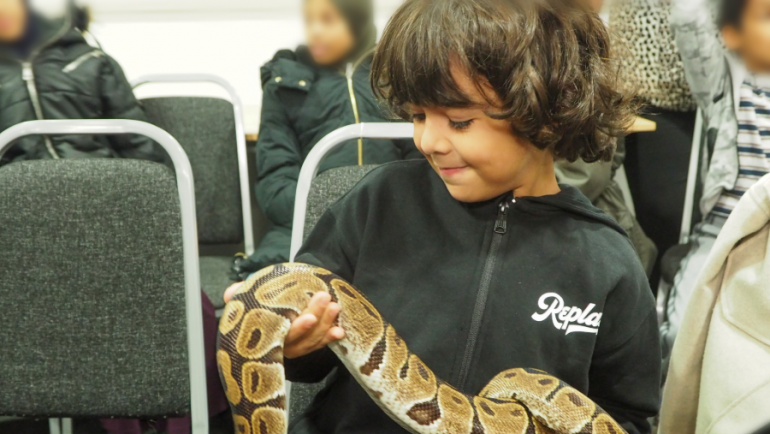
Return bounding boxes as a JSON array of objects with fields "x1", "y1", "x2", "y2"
[
  {"x1": 0, "y1": 159, "x2": 189, "y2": 417},
  {"x1": 141, "y1": 96, "x2": 244, "y2": 245},
  {"x1": 303, "y1": 165, "x2": 379, "y2": 240},
  {"x1": 285, "y1": 123, "x2": 413, "y2": 422},
  {"x1": 290, "y1": 123, "x2": 414, "y2": 260},
  {"x1": 288, "y1": 164, "x2": 378, "y2": 422}
]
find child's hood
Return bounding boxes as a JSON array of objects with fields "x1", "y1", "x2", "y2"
[{"x1": 516, "y1": 185, "x2": 628, "y2": 238}]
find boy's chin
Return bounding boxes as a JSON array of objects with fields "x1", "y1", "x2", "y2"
[{"x1": 444, "y1": 183, "x2": 501, "y2": 204}]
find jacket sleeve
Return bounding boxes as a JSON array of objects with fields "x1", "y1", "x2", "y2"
[
  {"x1": 588, "y1": 270, "x2": 662, "y2": 434},
  {"x1": 285, "y1": 208, "x2": 359, "y2": 382},
  {"x1": 670, "y1": 0, "x2": 726, "y2": 112},
  {"x1": 98, "y1": 55, "x2": 166, "y2": 163},
  {"x1": 255, "y1": 84, "x2": 303, "y2": 228}
]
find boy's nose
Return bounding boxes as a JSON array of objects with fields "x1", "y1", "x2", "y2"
[{"x1": 416, "y1": 124, "x2": 451, "y2": 156}]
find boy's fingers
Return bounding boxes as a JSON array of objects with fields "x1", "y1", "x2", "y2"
[
  {"x1": 223, "y1": 282, "x2": 244, "y2": 304},
  {"x1": 304, "y1": 292, "x2": 331, "y2": 319},
  {"x1": 318, "y1": 302, "x2": 341, "y2": 330},
  {"x1": 285, "y1": 313, "x2": 318, "y2": 345},
  {"x1": 324, "y1": 326, "x2": 345, "y2": 344}
]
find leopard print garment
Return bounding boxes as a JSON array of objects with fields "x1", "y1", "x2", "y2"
[{"x1": 610, "y1": 0, "x2": 696, "y2": 112}]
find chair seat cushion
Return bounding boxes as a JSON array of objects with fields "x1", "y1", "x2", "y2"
[{"x1": 199, "y1": 255, "x2": 235, "y2": 310}]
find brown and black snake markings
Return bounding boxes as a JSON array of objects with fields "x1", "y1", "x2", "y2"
[{"x1": 217, "y1": 263, "x2": 627, "y2": 434}]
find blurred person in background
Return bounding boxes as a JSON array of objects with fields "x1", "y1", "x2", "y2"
[
  {"x1": 228, "y1": 0, "x2": 422, "y2": 283},
  {"x1": 555, "y1": 0, "x2": 658, "y2": 277},
  {"x1": 0, "y1": 0, "x2": 165, "y2": 165},
  {"x1": 609, "y1": 0, "x2": 699, "y2": 287},
  {"x1": 660, "y1": 0, "x2": 770, "y2": 373}
]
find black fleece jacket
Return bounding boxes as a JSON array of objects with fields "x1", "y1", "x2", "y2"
[{"x1": 289, "y1": 159, "x2": 661, "y2": 434}]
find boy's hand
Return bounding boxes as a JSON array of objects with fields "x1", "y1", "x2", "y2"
[
  {"x1": 284, "y1": 292, "x2": 345, "y2": 359},
  {"x1": 222, "y1": 283, "x2": 344, "y2": 359}
]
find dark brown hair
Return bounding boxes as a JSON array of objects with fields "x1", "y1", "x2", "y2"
[{"x1": 371, "y1": 0, "x2": 638, "y2": 163}]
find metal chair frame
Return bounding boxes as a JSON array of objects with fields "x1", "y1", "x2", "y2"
[
  {"x1": 286, "y1": 123, "x2": 414, "y2": 414},
  {"x1": 289, "y1": 123, "x2": 415, "y2": 261},
  {"x1": 131, "y1": 74, "x2": 255, "y2": 255},
  {"x1": 0, "y1": 120, "x2": 209, "y2": 434}
]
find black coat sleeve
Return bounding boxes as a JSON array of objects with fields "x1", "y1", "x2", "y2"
[
  {"x1": 98, "y1": 55, "x2": 166, "y2": 163},
  {"x1": 255, "y1": 84, "x2": 303, "y2": 228},
  {"x1": 588, "y1": 269, "x2": 661, "y2": 434}
]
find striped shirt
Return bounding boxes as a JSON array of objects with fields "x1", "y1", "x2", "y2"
[{"x1": 713, "y1": 76, "x2": 770, "y2": 217}]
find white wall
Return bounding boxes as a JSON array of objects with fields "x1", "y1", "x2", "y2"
[{"x1": 86, "y1": 1, "x2": 400, "y2": 134}]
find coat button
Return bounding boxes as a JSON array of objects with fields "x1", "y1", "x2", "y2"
[
  {"x1": 299, "y1": 80, "x2": 307, "y2": 87},
  {"x1": 275, "y1": 77, "x2": 282, "y2": 83}
]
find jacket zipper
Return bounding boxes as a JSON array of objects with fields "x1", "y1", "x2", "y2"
[
  {"x1": 456, "y1": 196, "x2": 513, "y2": 388},
  {"x1": 62, "y1": 50, "x2": 103, "y2": 73},
  {"x1": 345, "y1": 63, "x2": 363, "y2": 166},
  {"x1": 22, "y1": 62, "x2": 59, "y2": 159},
  {"x1": 344, "y1": 49, "x2": 374, "y2": 166}
]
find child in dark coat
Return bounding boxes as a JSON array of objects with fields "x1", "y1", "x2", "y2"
[{"x1": 0, "y1": 0, "x2": 165, "y2": 165}]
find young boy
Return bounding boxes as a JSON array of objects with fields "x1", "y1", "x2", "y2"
[
  {"x1": 662, "y1": 0, "x2": 770, "y2": 363},
  {"x1": 224, "y1": 0, "x2": 661, "y2": 432}
]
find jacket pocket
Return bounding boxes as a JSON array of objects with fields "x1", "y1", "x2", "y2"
[{"x1": 62, "y1": 50, "x2": 104, "y2": 74}]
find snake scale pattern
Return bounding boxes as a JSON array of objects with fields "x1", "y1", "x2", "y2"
[{"x1": 217, "y1": 263, "x2": 626, "y2": 434}]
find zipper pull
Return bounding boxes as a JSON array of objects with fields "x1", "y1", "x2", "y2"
[
  {"x1": 21, "y1": 62, "x2": 33, "y2": 81},
  {"x1": 494, "y1": 199, "x2": 510, "y2": 234}
]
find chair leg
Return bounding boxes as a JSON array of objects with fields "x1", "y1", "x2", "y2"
[
  {"x1": 62, "y1": 418, "x2": 73, "y2": 434},
  {"x1": 48, "y1": 418, "x2": 61, "y2": 434}
]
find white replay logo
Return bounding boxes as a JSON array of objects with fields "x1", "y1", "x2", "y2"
[{"x1": 531, "y1": 292, "x2": 603, "y2": 335}]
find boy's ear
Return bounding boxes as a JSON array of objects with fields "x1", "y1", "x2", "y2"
[{"x1": 722, "y1": 25, "x2": 742, "y2": 52}]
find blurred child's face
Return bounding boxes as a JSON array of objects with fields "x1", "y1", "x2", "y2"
[
  {"x1": 304, "y1": 0, "x2": 356, "y2": 66},
  {"x1": 410, "y1": 65, "x2": 558, "y2": 203},
  {"x1": 722, "y1": 0, "x2": 770, "y2": 73},
  {"x1": 0, "y1": 0, "x2": 27, "y2": 43}
]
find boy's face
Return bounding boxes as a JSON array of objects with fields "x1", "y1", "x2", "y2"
[
  {"x1": 723, "y1": 0, "x2": 770, "y2": 73},
  {"x1": 304, "y1": 0, "x2": 356, "y2": 66},
  {"x1": 410, "y1": 65, "x2": 557, "y2": 203},
  {"x1": 0, "y1": 0, "x2": 27, "y2": 43}
]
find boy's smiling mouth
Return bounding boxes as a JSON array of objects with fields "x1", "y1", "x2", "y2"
[{"x1": 437, "y1": 166, "x2": 468, "y2": 177}]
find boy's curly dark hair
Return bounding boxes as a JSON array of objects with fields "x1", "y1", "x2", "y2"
[{"x1": 371, "y1": 0, "x2": 639, "y2": 163}]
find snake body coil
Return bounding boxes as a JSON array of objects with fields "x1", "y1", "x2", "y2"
[{"x1": 217, "y1": 263, "x2": 626, "y2": 434}]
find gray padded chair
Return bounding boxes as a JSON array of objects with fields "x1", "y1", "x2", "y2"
[
  {"x1": 0, "y1": 120, "x2": 208, "y2": 434},
  {"x1": 288, "y1": 165, "x2": 378, "y2": 422},
  {"x1": 132, "y1": 75, "x2": 254, "y2": 311},
  {"x1": 285, "y1": 122, "x2": 415, "y2": 424},
  {"x1": 0, "y1": 159, "x2": 188, "y2": 416}
]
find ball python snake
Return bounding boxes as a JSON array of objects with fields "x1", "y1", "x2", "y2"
[{"x1": 217, "y1": 263, "x2": 626, "y2": 434}]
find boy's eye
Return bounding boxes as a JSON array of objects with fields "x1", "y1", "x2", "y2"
[
  {"x1": 411, "y1": 113, "x2": 426, "y2": 123},
  {"x1": 449, "y1": 119, "x2": 473, "y2": 130}
]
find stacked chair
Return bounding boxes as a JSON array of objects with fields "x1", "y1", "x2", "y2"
[{"x1": 132, "y1": 75, "x2": 256, "y2": 312}]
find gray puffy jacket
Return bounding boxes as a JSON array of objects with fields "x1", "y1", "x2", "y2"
[{"x1": 670, "y1": 0, "x2": 743, "y2": 217}]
